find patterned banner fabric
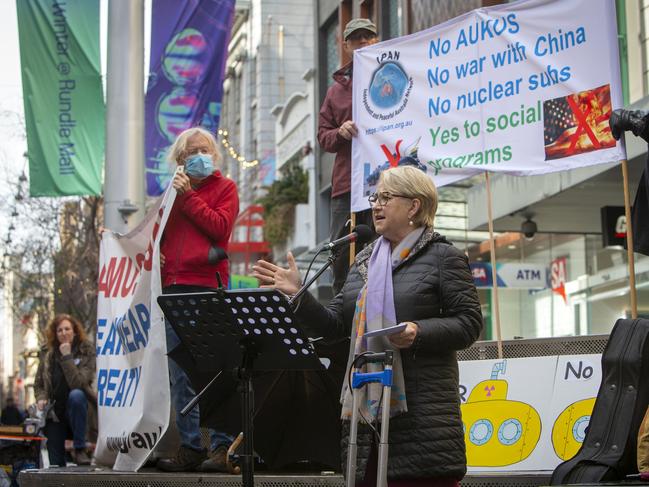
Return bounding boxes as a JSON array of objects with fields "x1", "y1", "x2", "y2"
[{"x1": 145, "y1": 0, "x2": 235, "y2": 196}]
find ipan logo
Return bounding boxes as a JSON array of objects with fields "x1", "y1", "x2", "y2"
[{"x1": 362, "y1": 54, "x2": 413, "y2": 120}]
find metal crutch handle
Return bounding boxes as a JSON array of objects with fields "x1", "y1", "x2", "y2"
[{"x1": 345, "y1": 351, "x2": 394, "y2": 487}]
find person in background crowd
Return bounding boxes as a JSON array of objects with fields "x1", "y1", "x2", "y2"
[
  {"x1": 34, "y1": 314, "x2": 95, "y2": 466},
  {"x1": 157, "y1": 126, "x2": 240, "y2": 472},
  {"x1": 1, "y1": 397, "x2": 23, "y2": 426},
  {"x1": 253, "y1": 166, "x2": 483, "y2": 486},
  {"x1": 318, "y1": 18, "x2": 379, "y2": 295}
]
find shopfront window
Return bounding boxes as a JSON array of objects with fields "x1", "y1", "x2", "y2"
[
  {"x1": 468, "y1": 233, "x2": 649, "y2": 340},
  {"x1": 324, "y1": 17, "x2": 339, "y2": 88}
]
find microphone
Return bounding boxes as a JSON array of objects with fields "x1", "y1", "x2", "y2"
[
  {"x1": 321, "y1": 224, "x2": 373, "y2": 251},
  {"x1": 289, "y1": 224, "x2": 374, "y2": 306},
  {"x1": 208, "y1": 247, "x2": 228, "y2": 289},
  {"x1": 208, "y1": 246, "x2": 228, "y2": 264}
]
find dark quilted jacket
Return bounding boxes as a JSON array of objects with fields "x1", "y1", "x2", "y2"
[{"x1": 295, "y1": 227, "x2": 483, "y2": 481}]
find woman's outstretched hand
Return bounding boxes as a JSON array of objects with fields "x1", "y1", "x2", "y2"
[{"x1": 252, "y1": 252, "x2": 301, "y2": 296}]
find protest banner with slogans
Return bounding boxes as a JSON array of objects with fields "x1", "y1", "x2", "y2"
[
  {"x1": 351, "y1": 0, "x2": 625, "y2": 211},
  {"x1": 459, "y1": 354, "x2": 601, "y2": 471},
  {"x1": 94, "y1": 186, "x2": 176, "y2": 471},
  {"x1": 17, "y1": 0, "x2": 104, "y2": 196}
]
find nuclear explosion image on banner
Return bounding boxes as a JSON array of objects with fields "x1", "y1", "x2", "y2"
[{"x1": 543, "y1": 84, "x2": 616, "y2": 160}]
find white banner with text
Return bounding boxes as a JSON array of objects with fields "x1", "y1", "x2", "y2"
[
  {"x1": 94, "y1": 187, "x2": 175, "y2": 471},
  {"x1": 460, "y1": 355, "x2": 601, "y2": 471},
  {"x1": 351, "y1": 0, "x2": 625, "y2": 211}
]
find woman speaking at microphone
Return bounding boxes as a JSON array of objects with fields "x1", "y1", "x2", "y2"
[
  {"x1": 253, "y1": 165, "x2": 482, "y2": 486},
  {"x1": 157, "y1": 127, "x2": 239, "y2": 472}
]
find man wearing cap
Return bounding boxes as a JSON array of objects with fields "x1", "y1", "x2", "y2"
[{"x1": 318, "y1": 18, "x2": 378, "y2": 295}]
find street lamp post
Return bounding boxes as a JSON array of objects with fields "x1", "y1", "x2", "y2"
[{"x1": 104, "y1": 0, "x2": 146, "y2": 233}]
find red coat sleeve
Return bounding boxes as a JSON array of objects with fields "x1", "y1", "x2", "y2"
[
  {"x1": 317, "y1": 89, "x2": 346, "y2": 154},
  {"x1": 179, "y1": 180, "x2": 240, "y2": 241}
]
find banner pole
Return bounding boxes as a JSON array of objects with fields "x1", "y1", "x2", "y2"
[
  {"x1": 621, "y1": 159, "x2": 638, "y2": 319},
  {"x1": 485, "y1": 172, "x2": 504, "y2": 359},
  {"x1": 349, "y1": 212, "x2": 357, "y2": 267}
]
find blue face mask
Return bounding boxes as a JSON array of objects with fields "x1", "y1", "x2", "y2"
[{"x1": 184, "y1": 153, "x2": 214, "y2": 178}]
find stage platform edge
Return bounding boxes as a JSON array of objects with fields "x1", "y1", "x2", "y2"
[{"x1": 18, "y1": 467, "x2": 554, "y2": 487}]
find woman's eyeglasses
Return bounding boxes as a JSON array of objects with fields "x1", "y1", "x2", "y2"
[{"x1": 368, "y1": 192, "x2": 410, "y2": 207}]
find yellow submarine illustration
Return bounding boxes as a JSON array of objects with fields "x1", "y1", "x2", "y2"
[
  {"x1": 551, "y1": 398, "x2": 595, "y2": 460},
  {"x1": 461, "y1": 360, "x2": 542, "y2": 467}
]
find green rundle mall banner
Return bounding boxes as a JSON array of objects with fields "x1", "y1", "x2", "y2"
[{"x1": 17, "y1": 0, "x2": 104, "y2": 196}]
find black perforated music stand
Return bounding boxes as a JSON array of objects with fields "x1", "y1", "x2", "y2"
[{"x1": 157, "y1": 288, "x2": 323, "y2": 487}]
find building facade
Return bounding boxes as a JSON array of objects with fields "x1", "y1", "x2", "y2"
[
  {"x1": 223, "y1": 0, "x2": 647, "y2": 338},
  {"x1": 0, "y1": 256, "x2": 41, "y2": 409},
  {"x1": 307, "y1": 0, "x2": 648, "y2": 338},
  {"x1": 463, "y1": 0, "x2": 648, "y2": 339},
  {"x1": 219, "y1": 0, "x2": 316, "y2": 275}
]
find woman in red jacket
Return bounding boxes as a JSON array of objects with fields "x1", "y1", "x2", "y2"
[{"x1": 157, "y1": 127, "x2": 240, "y2": 472}]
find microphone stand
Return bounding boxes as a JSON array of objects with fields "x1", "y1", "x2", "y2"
[
  {"x1": 288, "y1": 251, "x2": 338, "y2": 306},
  {"x1": 180, "y1": 370, "x2": 223, "y2": 416}
]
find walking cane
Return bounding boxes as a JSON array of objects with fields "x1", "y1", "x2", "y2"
[{"x1": 346, "y1": 351, "x2": 394, "y2": 487}]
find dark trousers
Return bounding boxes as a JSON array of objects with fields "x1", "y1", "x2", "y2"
[
  {"x1": 163, "y1": 285, "x2": 233, "y2": 452},
  {"x1": 330, "y1": 193, "x2": 375, "y2": 295},
  {"x1": 44, "y1": 389, "x2": 88, "y2": 466}
]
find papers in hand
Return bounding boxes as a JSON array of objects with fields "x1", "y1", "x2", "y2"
[{"x1": 363, "y1": 323, "x2": 407, "y2": 339}]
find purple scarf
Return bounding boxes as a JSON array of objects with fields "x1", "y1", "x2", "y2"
[{"x1": 341, "y1": 226, "x2": 425, "y2": 422}]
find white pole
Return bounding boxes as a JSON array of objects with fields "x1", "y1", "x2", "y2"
[
  {"x1": 104, "y1": 0, "x2": 145, "y2": 233},
  {"x1": 485, "y1": 172, "x2": 503, "y2": 359},
  {"x1": 621, "y1": 159, "x2": 638, "y2": 319}
]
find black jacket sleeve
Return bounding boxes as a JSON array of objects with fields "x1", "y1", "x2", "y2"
[
  {"x1": 413, "y1": 245, "x2": 483, "y2": 353},
  {"x1": 294, "y1": 290, "x2": 347, "y2": 339},
  {"x1": 293, "y1": 264, "x2": 362, "y2": 340}
]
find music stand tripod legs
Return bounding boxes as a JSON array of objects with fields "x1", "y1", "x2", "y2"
[
  {"x1": 180, "y1": 346, "x2": 256, "y2": 487},
  {"x1": 158, "y1": 288, "x2": 323, "y2": 487},
  {"x1": 178, "y1": 344, "x2": 257, "y2": 487},
  {"x1": 236, "y1": 343, "x2": 256, "y2": 487}
]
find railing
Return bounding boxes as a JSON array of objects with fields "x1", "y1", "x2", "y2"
[{"x1": 458, "y1": 334, "x2": 609, "y2": 361}]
